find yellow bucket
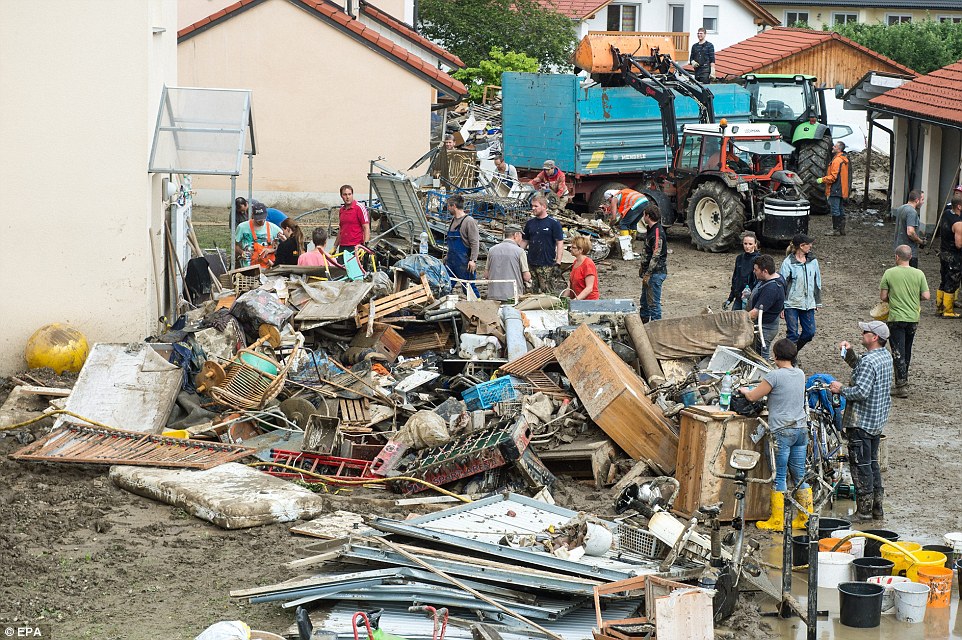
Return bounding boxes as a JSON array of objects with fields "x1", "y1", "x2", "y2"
[
  {"x1": 905, "y1": 550, "x2": 948, "y2": 582},
  {"x1": 881, "y1": 542, "x2": 922, "y2": 576}
]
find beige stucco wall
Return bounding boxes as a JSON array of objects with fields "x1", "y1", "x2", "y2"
[
  {"x1": 765, "y1": 5, "x2": 962, "y2": 29},
  {"x1": 0, "y1": 0, "x2": 176, "y2": 375},
  {"x1": 178, "y1": 0, "x2": 413, "y2": 30},
  {"x1": 178, "y1": 0, "x2": 433, "y2": 208}
]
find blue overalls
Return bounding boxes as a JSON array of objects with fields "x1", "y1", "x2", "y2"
[{"x1": 446, "y1": 217, "x2": 478, "y2": 295}]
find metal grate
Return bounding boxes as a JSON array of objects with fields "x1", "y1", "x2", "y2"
[
  {"x1": 11, "y1": 424, "x2": 255, "y2": 469},
  {"x1": 616, "y1": 522, "x2": 668, "y2": 560}
]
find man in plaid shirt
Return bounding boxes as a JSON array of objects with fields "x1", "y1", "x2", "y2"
[{"x1": 830, "y1": 320, "x2": 893, "y2": 522}]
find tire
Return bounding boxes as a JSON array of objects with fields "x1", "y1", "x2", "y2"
[
  {"x1": 642, "y1": 189, "x2": 675, "y2": 226},
  {"x1": 686, "y1": 181, "x2": 745, "y2": 252},
  {"x1": 587, "y1": 181, "x2": 628, "y2": 214},
  {"x1": 795, "y1": 136, "x2": 832, "y2": 215}
]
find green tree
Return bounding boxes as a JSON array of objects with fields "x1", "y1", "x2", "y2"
[
  {"x1": 453, "y1": 48, "x2": 539, "y2": 102},
  {"x1": 418, "y1": 0, "x2": 577, "y2": 71},
  {"x1": 829, "y1": 18, "x2": 962, "y2": 75}
]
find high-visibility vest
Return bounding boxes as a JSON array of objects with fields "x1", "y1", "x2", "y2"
[{"x1": 616, "y1": 189, "x2": 646, "y2": 217}]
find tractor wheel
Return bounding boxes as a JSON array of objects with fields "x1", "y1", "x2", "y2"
[
  {"x1": 687, "y1": 181, "x2": 745, "y2": 252},
  {"x1": 587, "y1": 181, "x2": 628, "y2": 214},
  {"x1": 795, "y1": 136, "x2": 832, "y2": 215},
  {"x1": 641, "y1": 189, "x2": 675, "y2": 226}
]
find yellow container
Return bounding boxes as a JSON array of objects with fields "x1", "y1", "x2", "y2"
[
  {"x1": 161, "y1": 429, "x2": 190, "y2": 439},
  {"x1": 881, "y1": 541, "x2": 923, "y2": 576},
  {"x1": 905, "y1": 550, "x2": 948, "y2": 582}
]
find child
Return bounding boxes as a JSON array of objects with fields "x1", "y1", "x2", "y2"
[
  {"x1": 725, "y1": 232, "x2": 760, "y2": 310},
  {"x1": 297, "y1": 228, "x2": 332, "y2": 267}
]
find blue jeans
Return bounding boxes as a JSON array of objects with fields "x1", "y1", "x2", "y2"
[
  {"x1": 772, "y1": 426, "x2": 809, "y2": 492},
  {"x1": 619, "y1": 203, "x2": 648, "y2": 230},
  {"x1": 829, "y1": 195, "x2": 844, "y2": 219},
  {"x1": 756, "y1": 321, "x2": 780, "y2": 360},
  {"x1": 640, "y1": 272, "x2": 667, "y2": 321},
  {"x1": 783, "y1": 308, "x2": 816, "y2": 352}
]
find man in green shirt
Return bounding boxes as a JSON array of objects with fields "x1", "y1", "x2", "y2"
[{"x1": 879, "y1": 245, "x2": 930, "y2": 397}]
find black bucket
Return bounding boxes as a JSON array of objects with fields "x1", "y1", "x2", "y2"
[
  {"x1": 922, "y1": 544, "x2": 955, "y2": 568},
  {"x1": 862, "y1": 529, "x2": 899, "y2": 557},
  {"x1": 838, "y1": 581, "x2": 884, "y2": 628},
  {"x1": 852, "y1": 556, "x2": 895, "y2": 581},
  {"x1": 792, "y1": 534, "x2": 810, "y2": 566},
  {"x1": 818, "y1": 518, "x2": 851, "y2": 540},
  {"x1": 957, "y1": 558, "x2": 962, "y2": 595}
]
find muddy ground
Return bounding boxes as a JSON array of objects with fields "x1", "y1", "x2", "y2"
[{"x1": 1, "y1": 206, "x2": 960, "y2": 639}]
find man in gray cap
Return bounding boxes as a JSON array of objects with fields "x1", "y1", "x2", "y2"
[
  {"x1": 829, "y1": 320, "x2": 893, "y2": 521},
  {"x1": 528, "y1": 160, "x2": 569, "y2": 205},
  {"x1": 484, "y1": 225, "x2": 530, "y2": 301}
]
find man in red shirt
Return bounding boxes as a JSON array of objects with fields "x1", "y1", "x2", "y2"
[
  {"x1": 335, "y1": 184, "x2": 370, "y2": 252},
  {"x1": 528, "y1": 160, "x2": 569, "y2": 204}
]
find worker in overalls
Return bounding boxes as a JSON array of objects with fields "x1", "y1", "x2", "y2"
[
  {"x1": 445, "y1": 194, "x2": 480, "y2": 295},
  {"x1": 605, "y1": 188, "x2": 650, "y2": 231},
  {"x1": 234, "y1": 202, "x2": 282, "y2": 268}
]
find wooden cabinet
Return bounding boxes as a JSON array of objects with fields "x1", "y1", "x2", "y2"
[{"x1": 673, "y1": 409, "x2": 771, "y2": 522}]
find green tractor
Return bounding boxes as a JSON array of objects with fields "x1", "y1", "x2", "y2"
[{"x1": 742, "y1": 74, "x2": 833, "y2": 214}]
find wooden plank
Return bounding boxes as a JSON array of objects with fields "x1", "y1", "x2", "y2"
[
  {"x1": 355, "y1": 277, "x2": 434, "y2": 327},
  {"x1": 500, "y1": 345, "x2": 556, "y2": 376},
  {"x1": 555, "y1": 325, "x2": 678, "y2": 472},
  {"x1": 672, "y1": 410, "x2": 770, "y2": 522},
  {"x1": 538, "y1": 439, "x2": 615, "y2": 489},
  {"x1": 19, "y1": 386, "x2": 71, "y2": 397}
]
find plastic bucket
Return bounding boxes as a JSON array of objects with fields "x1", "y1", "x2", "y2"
[
  {"x1": 922, "y1": 544, "x2": 955, "y2": 568},
  {"x1": 957, "y1": 558, "x2": 962, "y2": 596},
  {"x1": 881, "y1": 541, "x2": 922, "y2": 576},
  {"x1": 893, "y1": 581, "x2": 930, "y2": 623},
  {"x1": 917, "y1": 566, "x2": 953, "y2": 608},
  {"x1": 792, "y1": 534, "x2": 810, "y2": 566},
  {"x1": 906, "y1": 550, "x2": 948, "y2": 582},
  {"x1": 819, "y1": 537, "x2": 852, "y2": 554},
  {"x1": 818, "y1": 517, "x2": 851, "y2": 540},
  {"x1": 817, "y1": 551, "x2": 855, "y2": 589},
  {"x1": 868, "y1": 575, "x2": 910, "y2": 615},
  {"x1": 853, "y1": 556, "x2": 895, "y2": 582},
  {"x1": 943, "y1": 531, "x2": 962, "y2": 554},
  {"x1": 837, "y1": 581, "x2": 884, "y2": 628},
  {"x1": 863, "y1": 529, "x2": 899, "y2": 557},
  {"x1": 831, "y1": 529, "x2": 865, "y2": 558}
]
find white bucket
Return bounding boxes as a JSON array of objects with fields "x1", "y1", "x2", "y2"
[
  {"x1": 817, "y1": 551, "x2": 855, "y2": 589},
  {"x1": 867, "y1": 575, "x2": 910, "y2": 615},
  {"x1": 893, "y1": 581, "x2": 930, "y2": 623},
  {"x1": 943, "y1": 531, "x2": 962, "y2": 554},
  {"x1": 831, "y1": 529, "x2": 865, "y2": 558}
]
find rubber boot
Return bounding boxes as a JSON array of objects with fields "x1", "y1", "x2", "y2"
[
  {"x1": 936, "y1": 290, "x2": 945, "y2": 316},
  {"x1": 791, "y1": 487, "x2": 814, "y2": 529},
  {"x1": 839, "y1": 217, "x2": 847, "y2": 236},
  {"x1": 891, "y1": 380, "x2": 909, "y2": 398},
  {"x1": 824, "y1": 217, "x2": 841, "y2": 237},
  {"x1": 851, "y1": 494, "x2": 874, "y2": 523},
  {"x1": 943, "y1": 292, "x2": 961, "y2": 318},
  {"x1": 872, "y1": 489, "x2": 884, "y2": 519},
  {"x1": 756, "y1": 491, "x2": 785, "y2": 531}
]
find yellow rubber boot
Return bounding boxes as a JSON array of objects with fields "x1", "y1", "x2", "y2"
[
  {"x1": 791, "y1": 487, "x2": 814, "y2": 529},
  {"x1": 756, "y1": 491, "x2": 785, "y2": 531},
  {"x1": 936, "y1": 290, "x2": 945, "y2": 316},
  {"x1": 944, "y1": 292, "x2": 961, "y2": 318}
]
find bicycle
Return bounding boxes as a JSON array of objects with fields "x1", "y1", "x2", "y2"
[{"x1": 804, "y1": 380, "x2": 847, "y2": 508}]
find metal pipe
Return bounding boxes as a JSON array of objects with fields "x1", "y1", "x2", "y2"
[{"x1": 230, "y1": 175, "x2": 237, "y2": 270}]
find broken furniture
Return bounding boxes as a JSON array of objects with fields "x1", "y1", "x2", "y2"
[
  {"x1": 355, "y1": 274, "x2": 435, "y2": 328},
  {"x1": 673, "y1": 409, "x2": 771, "y2": 522},
  {"x1": 205, "y1": 331, "x2": 303, "y2": 410},
  {"x1": 538, "y1": 439, "x2": 617, "y2": 490}
]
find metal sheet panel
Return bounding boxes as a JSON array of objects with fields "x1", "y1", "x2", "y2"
[
  {"x1": 502, "y1": 72, "x2": 578, "y2": 172},
  {"x1": 368, "y1": 173, "x2": 433, "y2": 246}
]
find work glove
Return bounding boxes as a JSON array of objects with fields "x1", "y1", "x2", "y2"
[
  {"x1": 723, "y1": 300, "x2": 733, "y2": 311},
  {"x1": 691, "y1": 61, "x2": 700, "y2": 68},
  {"x1": 816, "y1": 177, "x2": 824, "y2": 184}
]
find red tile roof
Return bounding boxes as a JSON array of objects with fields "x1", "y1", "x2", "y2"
[
  {"x1": 359, "y1": 1, "x2": 464, "y2": 69},
  {"x1": 870, "y1": 60, "x2": 962, "y2": 127},
  {"x1": 178, "y1": 0, "x2": 466, "y2": 97},
  {"x1": 714, "y1": 27, "x2": 915, "y2": 77},
  {"x1": 537, "y1": 0, "x2": 611, "y2": 20}
]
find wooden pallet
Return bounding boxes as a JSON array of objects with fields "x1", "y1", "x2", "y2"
[
  {"x1": 398, "y1": 326, "x2": 452, "y2": 356},
  {"x1": 521, "y1": 371, "x2": 571, "y2": 399},
  {"x1": 338, "y1": 398, "x2": 371, "y2": 426},
  {"x1": 500, "y1": 346, "x2": 557, "y2": 376},
  {"x1": 355, "y1": 274, "x2": 434, "y2": 327},
  {"x1": 11, "y1": 424, "x2": 255, "y2": 469}
]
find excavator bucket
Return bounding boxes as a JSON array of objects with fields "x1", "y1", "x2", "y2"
[{"x1": 573, "y1": 32, "x2": 679, "y2": 74}]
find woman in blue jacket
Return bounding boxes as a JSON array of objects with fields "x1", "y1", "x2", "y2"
[{"x1": 779, "y1": 233, "x2": 822, "y2": 355}]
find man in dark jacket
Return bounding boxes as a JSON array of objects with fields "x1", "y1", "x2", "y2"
[
  {"x1": 689, "y1": 28, "x2": 715, "y2": 83},
  {"x1": 638, "y1": 206, "x2": 668, "y2": 322},
  {"x1": 819, "y1": 141, "x2": 850, "y2": 236}
]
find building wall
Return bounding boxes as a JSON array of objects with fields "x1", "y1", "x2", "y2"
[
  {"x1": 0, "y1": 0, "x2": 175, "y2": 375},
  {"x1": 178, "y1": 0, "x2": 414, "y2": 29},
  {"x1": 178, "y1": 0, "x2": 433, "y2": 208},
  {"x1": 763, "y1": 5, "x2": 962, "y2": 29}
]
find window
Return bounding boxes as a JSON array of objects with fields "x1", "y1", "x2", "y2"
[
  {"x1": 679, "y1": 135, "x2": 702, "y2": 171},
  {"x1": 939, "y1": 16, "x2": 962, "y2": 24},
  {"x1": 786, "y1": 11, "x2": 809, "y2": 26},
  {"x1": 834, "y1": 13, "x2": 858, "y2": 25},
  {"x1": 703, "y1": 5, "x2": 719, "y2": 33},
  {"x1": 669, "y1": 4, "x2": 685, "y2": 32},
  {"x1": 607, "y1": 4, "x2": 638, "y2": 31},
  {"x1": 887, "y1": 14, "x2": 912, "y2": 25}
]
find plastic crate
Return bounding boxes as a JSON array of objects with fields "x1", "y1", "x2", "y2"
[
  {"x1": 461, "y1": 376, "x2": 522, "y2": 410},
  {"x1": 616, "y1": 522, "x2": 668, "y2": 559}
]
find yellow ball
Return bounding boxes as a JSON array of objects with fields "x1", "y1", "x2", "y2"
[{"x1": 24, "y1": 324, "x2": 89, "y2": 374}]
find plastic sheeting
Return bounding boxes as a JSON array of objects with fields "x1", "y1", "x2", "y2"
[{"x1": 394, "y1": 254, "x2": 452, "y2": 296}]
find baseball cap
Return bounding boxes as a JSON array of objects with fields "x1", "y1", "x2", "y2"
[
  {"x1": 504, "y1": 224, "x2": 522, "y2": 236},
  {"x1": 858, "y1": 320, "x2": 890, "y2": 340},
  {"x1": 543, "y1": 160, "x2": 556, "y2": 170},
  {"x1": 792, "y1": 233, "x2": 814, "y2": 246},
  {"x1": 251, "y1": 202, "x2": 268, "y2": 220},
  {"x1": 954, "y1": 184, "x2": 962, "y2": 193},
  {"x1": 604, "y1": 189, "x2": 618, "y2": 201}
]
